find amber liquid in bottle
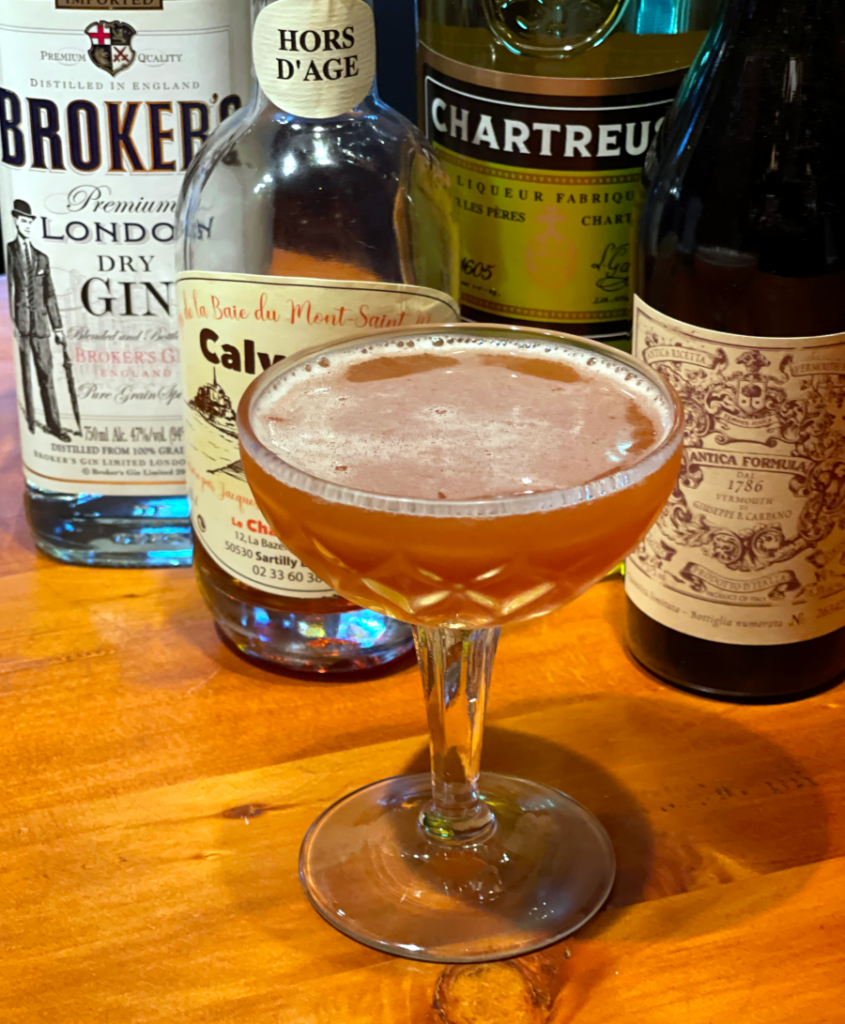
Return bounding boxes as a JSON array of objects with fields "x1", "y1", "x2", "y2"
[
  {"x1": 178, "y1": 0, "x2": 459, "y2": 672},
  {"x1": 417, "y1": 0, "x2": 718, "y2": 345}
]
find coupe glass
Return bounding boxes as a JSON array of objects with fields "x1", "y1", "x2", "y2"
[{"x1": 237, "y1": 324, "x2": 684, "y2": 962}]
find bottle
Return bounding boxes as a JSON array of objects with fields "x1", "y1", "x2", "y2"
[
  {"x1": 0, "y1": 0, "x2": 252, "y2": 566},
  {"x1": 417, "y1": 0, "x2": 719, "y2": 347},
  {"x1": 625, "y1": 0, "x2": 845, "y2": 700},
  {"x1": 372, "y1": 0, "x2": 417, "y2": 121},
  {"x1": 176, "y1": 0, "x2": 460, "y2": 672}
]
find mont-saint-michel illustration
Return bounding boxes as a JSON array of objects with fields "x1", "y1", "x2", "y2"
[{"x1": 188, "y1": 370, "x2": 246, "y2": 481}]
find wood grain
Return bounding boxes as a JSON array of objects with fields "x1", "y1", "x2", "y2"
[{"x1": 0, "y1": 279, "x2": 843, "y2": 1022}]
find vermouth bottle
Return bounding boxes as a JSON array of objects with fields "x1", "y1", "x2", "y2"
[
  {"x1": 0, "y1": 0, "x2": 251, "y2": 566},
  {"x1": 626, "y1": 0, "x2": 845, "y2": 699},
  {"x1": 418, "y1": 0, "x2": 718, "y2": 346},
  {"x1": 176, "y1": 0, "x2": 459, "y2": 671}
]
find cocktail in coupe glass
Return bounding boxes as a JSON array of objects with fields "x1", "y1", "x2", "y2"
[{"x1": 237, "y1": 324, "x2": 684, "y2": 963}]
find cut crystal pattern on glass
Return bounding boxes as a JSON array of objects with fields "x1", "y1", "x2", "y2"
[{"x1": 239, "y1": 323, "x2": 684, "y2": 960}]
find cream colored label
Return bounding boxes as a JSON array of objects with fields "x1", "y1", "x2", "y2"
[
  {"x1": 176, "y1": 271, "x2": 459, "y2": 597},
  {"x1": 626, "y1": 297, "x2": 845, "y2": 645},
  {"x1": 253, "y1": 0, "x2": 375, "y2": 118}
]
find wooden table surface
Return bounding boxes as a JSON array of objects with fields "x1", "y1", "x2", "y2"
[{"x1": 1, "y1": 279, "x2": 843, "y2": 1023}]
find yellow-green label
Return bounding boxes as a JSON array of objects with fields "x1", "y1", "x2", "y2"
[
  {"x1": 436, "y1": 146, "x2": 637, "y2": 334},
  {"x1": 422, "y1": 52, "x2": 685, "y2": 339}
]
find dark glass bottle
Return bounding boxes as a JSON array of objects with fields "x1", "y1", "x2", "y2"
[{"x1": 626, "y1": 0, "x2": 845, "y2": 700}]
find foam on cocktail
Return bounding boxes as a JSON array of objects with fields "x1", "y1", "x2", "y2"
[
  {"x1": 239, "y1": 329, "x2": 682, "y2": 628},
  {"x1": 250, "y1": 334, "x2": 674, "y2": 505}
]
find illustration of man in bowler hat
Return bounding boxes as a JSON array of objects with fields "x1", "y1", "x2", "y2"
[{"x1": 7, "y1": 199, "x2": 71, "y2": 442}]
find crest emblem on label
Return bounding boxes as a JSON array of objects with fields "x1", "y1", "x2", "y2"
[{"x1": 85, "y1": 21, "x2": 137, "y2": 77}]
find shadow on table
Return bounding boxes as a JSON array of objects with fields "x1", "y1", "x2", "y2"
[
  {"x1": 214, "y1": 691, "x2": 830, "y2": 957},
  {"x1": 399, "y1": 726, "x2": 654, "y2": 918},
  {"x1": 474, "y1": 696, "x2": 831, "y2": 944}
]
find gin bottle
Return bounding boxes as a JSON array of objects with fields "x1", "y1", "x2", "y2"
[
  {"x1": 176, "y1": 0, "x2": 459, "y2": 672},
  {"x1": 0, "y1": 0, "x2": 252, "y2": 565}
]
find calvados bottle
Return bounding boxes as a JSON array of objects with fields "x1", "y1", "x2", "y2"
[
  {"x1": 0, "y1": 0, "x2": 251, "y2": 566},
  {"x1": 418, "y1": 0, "x2": 718, "y2": 347},
  {"x1": 176, "y1": 0, "x2": 459, "y2": 672},
  {"x1": 626, "y1": 0, "x2": 845, "y2": 700}
]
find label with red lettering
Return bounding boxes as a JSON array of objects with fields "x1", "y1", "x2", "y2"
[{"x1": 176, "y1": 270, "x2": 459, "y2": 596}]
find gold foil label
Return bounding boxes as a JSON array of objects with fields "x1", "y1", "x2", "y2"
[
  {"x1": 421, "y1": 54, "x2": 683, "y2": 339},
  {"x1": 626, "y1": 297, "x2": 845, "y2": 645},
  {"x1": 436, "y1": 147, "x2": 638, "y2": 331}
]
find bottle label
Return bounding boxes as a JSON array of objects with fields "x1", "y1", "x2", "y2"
[
  {"x1": 420, "y1": 46, "x2": 685, "y2": 339},
  {"x1": 626, "y1": 297, "x2": 845, "y2": 645},
  {"x1": 0, "y1": 0, "x2": 250, "y2": 496},
  {"x1": 253, "y1": 0, "x2": 376, "y2": 118},
  {"x1": 176, "y1": 271, "x2": 459, "y2": 597}
]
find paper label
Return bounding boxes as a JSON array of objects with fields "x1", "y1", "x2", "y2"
[
  {"x1": 421, "y1": 47, "x2": 684, "y2": 340},
  {"x1": 176, "y1": 271, "x2": 459, "y2": 597},
  {"x1": 626, "y1": 297, "x2": 845, "y2": 645},
  {"x1": 252, "y1": 0, "x2": 375, "y2": 118},
  {"x1": 0, "y1": 0, "x2": 250, "y2": 496}
]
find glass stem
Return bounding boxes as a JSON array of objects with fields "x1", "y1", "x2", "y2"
[{"x1": 414, "y1": 625, "x2": 500, "y2": 843}]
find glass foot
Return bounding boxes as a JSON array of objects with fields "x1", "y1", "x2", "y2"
[{"x1": 299, "y1": 771, "x2": 615, "y2": 962}]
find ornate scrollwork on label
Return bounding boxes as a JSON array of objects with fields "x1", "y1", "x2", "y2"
[{"x1": 626, "y1": 297, "x2": 845, "y2": 644}]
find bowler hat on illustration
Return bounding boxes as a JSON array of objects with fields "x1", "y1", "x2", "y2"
[{"x1": 12, "y1": 199, "x2": 34, "y2": 219}]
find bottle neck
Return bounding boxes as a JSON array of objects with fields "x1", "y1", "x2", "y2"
[
  {"x1": 480, "y1": 0, "x2": 626, "y2": 59},
  {"x1": 250, "y1": 0, "x2": 379, "y2": 117}
]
